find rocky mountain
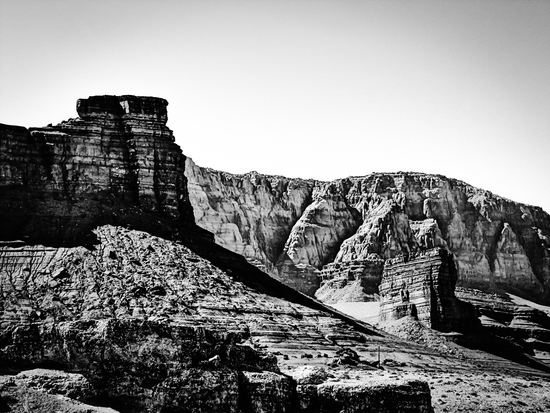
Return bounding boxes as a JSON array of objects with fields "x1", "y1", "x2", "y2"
[
  {"x1": 1, "y1": 96, "x2": 436, "y2": 412},
  {"x1": 187, "y1": 165, "x2": 550, "y2": 304},
  {"x1": 2, "y1": 95, "x2": 550, "y2": 412}
]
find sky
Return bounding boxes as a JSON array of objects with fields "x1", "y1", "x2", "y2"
[{"x1": 1, "y1": 0, "x2": 549, "y2": 213}]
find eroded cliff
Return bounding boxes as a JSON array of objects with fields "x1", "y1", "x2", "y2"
[
  {"x1": 187, "y1": 168, "x2": 550, "y2": 303},
  {"x1": 186, "y1": 157, "x2": 324, "y2": 294},
  {"x1": 379, "y1": 248, "x2": 479, "y2": 333}
]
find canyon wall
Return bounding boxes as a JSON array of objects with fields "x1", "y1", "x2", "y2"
[
  {"x1": 187, "y1": 168, "x2": 550, "y2": 302},
  {"x1": 186, "y1": 158, "x2": 324, "y2": 294},
  {"x1": 4, "y1": 94, "x2": 550, "y2": 410}
]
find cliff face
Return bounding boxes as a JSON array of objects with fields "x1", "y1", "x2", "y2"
[
  {"x1": 187, "y1": 168, "x2": 550, "y2": 302},
  {"x1": 186, "y1": 157, "x2": 323, "y2": 293},
  {"x1": 5, "y1": 95, "x2": 550, "y2": 411},
  {"x1": 0, "y1": 95, "x2": 194, "y2": 247},
  {"x1": 379, "y1": 248, "x2": 479, "y2": 333}
]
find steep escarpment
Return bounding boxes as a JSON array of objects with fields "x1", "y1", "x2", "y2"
[
  {"x1": 4, "y1": 95, "x2": 550, "y2": 412},
  {"x1": 0, "y1": 95, "x2": 194, "y2": 247},
  {"x1": 316, "y1": 174, "x2": 550, "y2": 303},
  {"x1": 187, "y1": 169, "x2": 550, "y2": 303}
]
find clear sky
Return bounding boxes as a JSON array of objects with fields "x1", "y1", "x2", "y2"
[{"x1": 1, "y1": 0, "x2": 549, "y2": 212}]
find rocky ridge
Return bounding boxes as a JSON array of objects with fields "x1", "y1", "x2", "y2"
[{"x1": 187, "y1": 167, "x2": 550, "y2": 304}]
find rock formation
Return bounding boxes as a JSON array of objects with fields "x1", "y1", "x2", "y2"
[
  {"x1": 186, "y1": 158, "x2": 323, "y2": 294},
  {"x1": 3, "y1": 95, "x2": 550, "y2": 412},
  {"x1": 0, "y1": 95, "x2": 193, "y2": 247},
  {"x1": 379, "y1": 248, "x2": 479, "y2": 333},
  {"x1": 187, "y1": 169, "x2": 550, "y2": 303},
  {"x1": 456, "y1": 287, "x2": 550, "y2": 363},
  {"x1": 1, "y1": 96, "x2": 439, "y2": 412},
  {"x1": 315, "y1": 257, "x2": 385, "y2": 303}
]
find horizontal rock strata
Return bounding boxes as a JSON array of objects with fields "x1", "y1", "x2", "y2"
[
  {"x1": 456, "y1": 287, "x2": 550, "y2": 361},
  {"x1": 0, "y1": 95, "x2": 194, "y2": 246},
  {"x1": 379, "y1": 248, "x2": 479, "y2": 333},
  {"x1": 4, "y1": 95, "x2": 550, "y2": 411},
  {"x1": 316, "y1": 258, "x2": 385, "y2": 303}
]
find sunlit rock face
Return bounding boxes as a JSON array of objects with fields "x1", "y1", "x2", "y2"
[
  {"x1": 187, "y1": 168, "x2": 550, "y2": 302},
  {"x1": 185, "y1": 157, "x2": 322, "y2": 292},
  {"x1": 276, "y1": 181, "x2": 364, "y2": 295},
  {"x1": 0, "y1": 95, "x2": 194, "y2": 246},
  {"x1": 315, "y1": 174, "x2": 550, "y2": 302}
]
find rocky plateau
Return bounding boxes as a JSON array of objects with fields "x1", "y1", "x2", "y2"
[{"x1": 1, "y1": 95, "x2": 550, "y2": 412}]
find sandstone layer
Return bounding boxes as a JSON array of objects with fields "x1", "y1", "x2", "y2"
[
  {"x1": 187, "y1": 169, "x2": 550, "y2": 303},
  {"x1": 379, "y1": 248, "x2": 479, "y2": 333},
  {"x1": 0, "y1": 95, "x2": 194, "y2": 247}
]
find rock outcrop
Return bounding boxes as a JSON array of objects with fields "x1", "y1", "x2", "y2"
[
  {"x1": 0, "y1": 95, "x2": 194, "y2": 247},
  {"x1": 456, "y1": 287, "x2": 550, "y2": 363},
  {"x1": 0, "y1": 368, "x2": 117, "y2": 413},
  {"x1": 379, "y1": 248, "x2": 479, "y2": 333},
  {"x1": 187, "y1": 169, "x2": 550, "y2": 303},
  {"x1": 315, "y1": 257, "x2": 385, "y2": 303}
]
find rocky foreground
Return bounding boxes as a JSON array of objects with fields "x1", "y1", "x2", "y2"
[
  {"x1": 2, "y1": 225, "x2": 549, "y2": 412},
  {"x1": 1, "y1": 95, "x2": 550, "y2": 412}
]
